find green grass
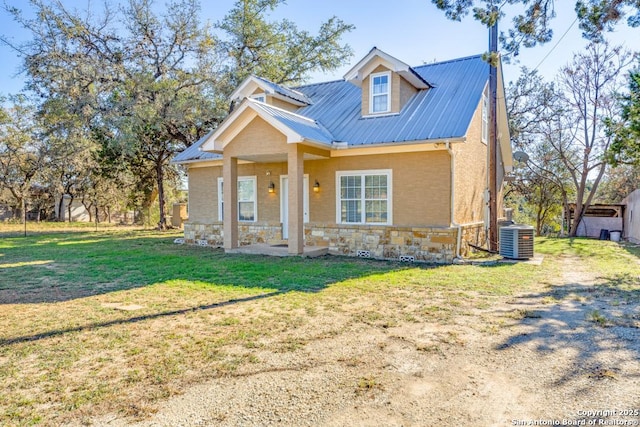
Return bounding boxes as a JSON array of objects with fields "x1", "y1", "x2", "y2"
[
  {"x1": 536, "y1": 237, "x2": 640, "y2": 301},
  {"x1": 0, "y1": 228, "x2": 637, "y2": 425}
]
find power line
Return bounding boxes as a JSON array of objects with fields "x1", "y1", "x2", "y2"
[{"x1": 534, "y1": 17, "x2": 579, "y2": 72}]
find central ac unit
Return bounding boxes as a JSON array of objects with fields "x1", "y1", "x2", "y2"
[{"x1": 499, "y1": 225, "x2": 534, "y2": 259}]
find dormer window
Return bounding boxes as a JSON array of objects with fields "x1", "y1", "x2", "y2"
[
  {"x1": 250, "y1": 94, "x2": 266, "y2": 103},
  {"x1": 370, "y1": 72, "x2": 390, "y2": 114}
]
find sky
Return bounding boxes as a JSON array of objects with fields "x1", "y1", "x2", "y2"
[{"x1": 0, "y1": 0, "x2": 639, "y2": 97}]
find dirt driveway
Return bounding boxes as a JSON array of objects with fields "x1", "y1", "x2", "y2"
[{"x1": 92, "y1": 256, "x2": 640, "y2": 427}]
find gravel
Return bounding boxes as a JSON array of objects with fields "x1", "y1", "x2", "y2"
[{"x1": 85, "y1": 256, "x2": 640, "y2": 427}]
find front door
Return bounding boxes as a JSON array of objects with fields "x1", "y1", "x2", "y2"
[{"x1": 280, "y1": 175, "x2": 309, "y2": 239}]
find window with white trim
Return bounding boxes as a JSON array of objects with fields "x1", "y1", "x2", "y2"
[
  {"x1": 337, "y1": 170, "x2": 391, "y2": 225},
  {"x1": 481, "y1": 90, "x2": 488, "y2": 144},
  {"x1": 370, "y1": 72, "x2": 391, "y2": 114},
  {"x1": 250, "y1": 93, "x2": 265, "y2": 103},
  {"x1": 217, "y1": 176, "x2": 257, "y2": 222}
]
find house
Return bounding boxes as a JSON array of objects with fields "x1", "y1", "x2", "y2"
[
  {"x1": 623, "y1": 190, "x2": 639, "y2": 243},
  {"x1": 172, "y1": 48, "x2": 513, "y2": 263},
  {"x1": 55, "y1": 194, "x2": 91, "y2": 222}
]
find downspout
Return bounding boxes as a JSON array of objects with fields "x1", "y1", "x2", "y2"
[{"x1": 447, "y1": 141, "x2": 462, "y2": 259}]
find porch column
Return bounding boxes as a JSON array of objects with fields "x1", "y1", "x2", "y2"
[
  {"x1": 287, "y1": 144, "x2": 304, "y2": 255},
  {"x1": 223, "y1": 155, "x2": 238, "y2": 250}
]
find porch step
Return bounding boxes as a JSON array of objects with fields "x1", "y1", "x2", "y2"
[{"x1": 225, "y1": 243, "x2": 328, "y2": 258}]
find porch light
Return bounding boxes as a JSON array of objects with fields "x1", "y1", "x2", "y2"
[
  {"x1": 268, "y1": 181, "x2": 275, "y2": 193},
  {"x1": 313, "y1": 180, "x2": 320, "y2": 192}
]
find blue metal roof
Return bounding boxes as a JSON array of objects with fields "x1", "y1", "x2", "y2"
[
  {"x1": 173, "y1": 54, "x2": 489, "y2": 163},
  {"x1": 295, "y1": 54, "x2": 488, "y2": 145},
  {"x1": 253, "y1": 75, "x2": 313, "y2": 105},
  {"x1": 172, "y1": 130, "x2": 221, "y2": 164},
  {"x1": 252, "y1": 101, "x2": 333, "y2": 145}
]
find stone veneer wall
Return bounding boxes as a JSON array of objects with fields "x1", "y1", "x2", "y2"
[
  {"x1": 184, "y1": 221, "x2": 283, "y2": 247},
  {"x1": 459, "y1": 222, "x2": 487, "y2": 256},
  {"x1": 305, "y1": 223, "x2": 458, "y2": 264},
  {"x1": 184, "y1": 221, "x2": 462, "y2": 263}
]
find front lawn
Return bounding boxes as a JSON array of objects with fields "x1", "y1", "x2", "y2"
[{"x1": 0, "y1": 228, "x2": 634, "y2": 425}]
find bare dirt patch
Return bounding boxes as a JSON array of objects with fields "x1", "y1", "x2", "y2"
[{"x1": 81, "y1": 255, "x2": 640, "y2": 427}]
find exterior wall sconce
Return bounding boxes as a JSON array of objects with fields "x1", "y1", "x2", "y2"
[
  {"x1": 268, "y1": 181, "x2": 275, "y2": 193},
  {"x1": 313, "y1": 180, "x2": 320, "y2": 193}
]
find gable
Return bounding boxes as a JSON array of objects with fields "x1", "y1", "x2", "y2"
[
  {"x1": 230, "y1": 75, "x2": 312, "y2": 108},
  {"x1": 343, "y1": 47, "x2": 431, "y2": 90},
  {"x1": 224, "y1": 116, "x2": 289, "y2": 158}
]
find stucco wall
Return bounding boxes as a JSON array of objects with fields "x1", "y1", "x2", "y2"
[
  {"x1": 453, "y1": 99, "x2": 488, "y2": 225},
  {"x1": 269, "y1": 97, "x2": 298, "y2": 112},
  {"x1": 187, "y1": 161, "x2": 289, "y2": 224},
  {"x1": 187, "y1": 150, "x2": 452, "y2": 229},
  {"x1": 224, "y1": 116, "x2": 289, "y2": 157},
  {"x1": 187, "y1": 166, "x2": 218, "y2": 223},
  {"x1": 306, "y1": 151, "x2": 451, "y2": 226},
  {"x1": 398, "y1": 76, "x2": 417, "y2": 111}
]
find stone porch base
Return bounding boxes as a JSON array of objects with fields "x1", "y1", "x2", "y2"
[{"x1": 183, "y1": 221, "x2": 487, "y2": 263}]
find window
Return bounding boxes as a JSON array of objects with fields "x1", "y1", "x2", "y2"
[
  {"x1": 481, "y1": 90, "x2": 488, "y2": 143},
  {"x1": 217, "y1": 176, "x2": 257, "y2": 222},
  {"x1": 370, "y1": 72, "x2": 390, "y2": 114},
  {"x1": 250, "y1": 94, "x2": 265, "y2": 103},
  {"x1": 337, "y1": 170, "x2": 392, "y2": 225}
]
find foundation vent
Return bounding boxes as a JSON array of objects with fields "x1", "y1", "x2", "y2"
[
  {"x1": 357, "y1": 250, "x2": 371, "y2": 258},
  {"x1": 399, "y1": 255, "x2": 415, "y2": 262}
]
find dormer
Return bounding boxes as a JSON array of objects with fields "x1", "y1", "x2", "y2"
[
  {"x1": 230, "y1": 75, "x2": 312, "y2": 112},
  {"x1": 344, "y1": 47, "x2": 432, "y2": 117}
]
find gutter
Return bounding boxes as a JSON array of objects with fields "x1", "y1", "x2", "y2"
[{"x1": 447, "y1": 141, "x2": 462, "y2": 259}]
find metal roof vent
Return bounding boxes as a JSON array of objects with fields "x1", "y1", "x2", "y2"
[{"x1": 499, "y1": 225, "x2": 534, "y2": 260}]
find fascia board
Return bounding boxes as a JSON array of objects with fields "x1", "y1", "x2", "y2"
[
  {"x1": 201, "y1": 101, "x2": 252, "y2": 151},
  {"x1": 345, "y1": 48, "x2": 430, "y2": 89},
  {"x1": 344, "y1": 48, "x2": 410, "y2": 80},
  {"x1": 330, "y1": 138, "x2": 464, "y2": 157},
  {"x1": 229, "y1": 76, "x2": 272, "y2": 101},
  {"x1": 213, "y1": 110, "x2": 259, "y2": 151}
]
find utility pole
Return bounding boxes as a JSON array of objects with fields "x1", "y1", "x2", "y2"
[{"x1": 488, "y1": 19, "x2": 499, "y2": 252}]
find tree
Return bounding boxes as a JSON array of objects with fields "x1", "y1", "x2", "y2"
[
  {"x1": 0, "y1": 95, "x2": 45, "y2": 221},
  {"x1": 597, "y1": 164, "x2": 640, "y2": 203},
  {"x1": 5, "y1": 0, "x2": 354, "y2": 229},
  {"x1": 217, "y1": 0, "x2": 354, "y2": 87},
  {"x1": 108, "y1": 0, "x2": 226, "y2": 229},
  {"x1": 35, "y1": 95, "x2": 100, "y2": 221},
  {"x1": 609, "y1": 64, "x2": 640, "y2": 165},
  {"x1": 506, "y1": 45, "x2": 634, "y2": 236},
  {"x1": 432, "y1": 0, "x2": 640, "y2": 56},
  {"x1": 554, "y1": 43, "x2": 633, "y2": 236},
  {"x1": 506, "y1": 68, "x2": 569, "y2": 235},
  {"x1": 5, "y1": 0, "x2": 226, "y2": 228}
]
